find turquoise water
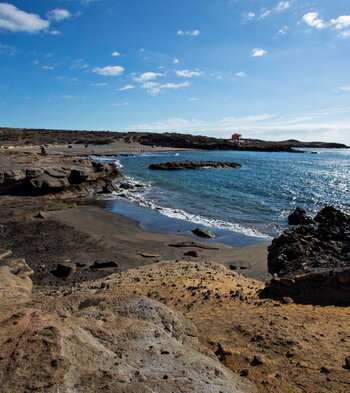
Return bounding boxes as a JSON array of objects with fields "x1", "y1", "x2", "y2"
[{"x1": 99, "y1": 148, "x2": 350, "y2": 242}]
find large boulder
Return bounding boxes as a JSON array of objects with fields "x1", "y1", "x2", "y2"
[{"x1": 262, "y1": 206, "x2": 350, "y2": 305}]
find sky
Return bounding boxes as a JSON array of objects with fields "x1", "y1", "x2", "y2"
[{"x1": 0, "y1": 0, "x2": 350, "y2": 143}]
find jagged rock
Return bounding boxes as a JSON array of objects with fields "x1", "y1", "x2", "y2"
[
  {"x1": 262, "y1": 206, "x2": 350, "y2": 305},
  {"x1": 344, "y1": 357, "x2": 350, "y2": 370},
  {"x1": 54, "y1": 261, "x2": 76, "y2": 278},
  {"x1": 149, "y1": 161, "x2": 241, "y2": 170},
  {"x1": 251, "y1": 356, "x2": 264, "y2": 366},
  {"x1": 184, "y1": 250, "x2": 199, "y2": 258},
  {"x1": 288, "y1": 208, "x2": 315, "y2": 226},
  {"x1": 92, "y1": 261, "x2": 119, "y2": 269},
  {"x1": 192, "y1": 227, "x2": 215, "y2": 239}
]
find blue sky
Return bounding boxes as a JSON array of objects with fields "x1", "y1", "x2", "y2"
[{"x1": 0, "y1": 0, "x2": 350, "y2": 143}]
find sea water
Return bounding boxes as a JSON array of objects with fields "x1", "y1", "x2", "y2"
[{"x1": 98, "y1": 148, "x2": 350, "y2": 245}]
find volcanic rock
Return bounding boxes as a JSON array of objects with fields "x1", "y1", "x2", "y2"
[
  {"x1": 262, "y1": 206, "x2": 350, "y2": 305},
  {"x1": 149, "y1": 161, "x2": 241, "y2": 170}
]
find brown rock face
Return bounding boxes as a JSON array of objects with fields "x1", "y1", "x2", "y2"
[
  {"x1": 262, "y1": 206, "x2": 350, "y2": 305},
  {"x1": 0, "y1": 160, "x2": 121, "y2": 196}
]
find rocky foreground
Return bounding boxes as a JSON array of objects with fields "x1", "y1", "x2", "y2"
[
  {"x1": 263, "y1": 206, "x2": 350, "y2": 305},
  {"x1": 149, "y1": 161, "x2": 241, "y2": 170}
]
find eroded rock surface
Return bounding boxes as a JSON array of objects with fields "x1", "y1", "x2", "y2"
[
  {"x1": 263, "y1": 206, "x2": 350, "y2": 305},
  {"x1": 0, "y1": 158, "x2": 120, "y2": 196},
  {"x1": 0, "y1": 276, "x2": 255, "y2": 392}
]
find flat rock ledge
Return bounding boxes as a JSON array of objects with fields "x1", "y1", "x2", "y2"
[
  {"x1": 262, "y1": 206, "x2": 350, "y2": 305},
  {"x1": 149, "y1": 160, "x2": 241, "y2": 170},
  {"x1": 0, "y1": 160, "x2": 121, "y2": 196}
]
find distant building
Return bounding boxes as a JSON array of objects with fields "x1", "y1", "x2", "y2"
[{"x1": 231, "y1": 133, "x2": 242, "y2": 140}]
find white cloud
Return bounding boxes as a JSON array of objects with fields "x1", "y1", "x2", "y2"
[
  {"x1": 251, "y1": 48, "x2": 267, "y2": 57},
  {"x1": 42, "y1": 65, "x2": 55, "y2": 70},
  {"x1": 133, "y1": 72, "x2": 162, "y2": 82},
  {"x1": 302, "y1": 12, "x2": 327, "y2": 29},
  {"x1": 243, "y1": 12, "x2": 256, "y2": 20},
  {"x1": 118, "y1": 84, "x2": 135, "y2": 91},
  {"x1": 93, "y1": 65, "x2": 124, "y2": 76},
  {"x1": 0, "y1": 3, "x2": 49, "y2": 33},
  {"x1": 177, "y1": 29, "x2": 200, "y2": 36},
  {"x1": 173, "y1": 58, "x2": 180, "y2": 64},
  {"x1": 49, "y1": 29, "x2": 61, "y2": 35},
  {"x1": 133, "y1": 108, "x2": 350, "y2": 144},
  {"x1": 339, "y1": 86, "x2": 350, "y2": 92},
  {"x1": 161, "y1": 81, "x2": 191, "y2": 89},
  {"x1": 236, "y1": 72, "x2": 247, "y2": 78},
  {"x1": 47, "y1": 9, "x2": 71, "y2": 21},
  {"x1": 176, "y1": 69, "x2": 202, "y2": 78},
  {"x1": 330, "y1": 15, "x2": 350, "y2": 30},
  {"x1": 111, "y1": 51, "x2": 120, "y2": 57}
]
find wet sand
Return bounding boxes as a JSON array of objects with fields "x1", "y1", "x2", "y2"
[{"x1": 51, "y1": 205, "x2": 270, "y2": 281}]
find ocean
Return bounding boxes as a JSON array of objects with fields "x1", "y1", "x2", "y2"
[{"x1": 97, "y1": 148, "x2": 350, "y2": 246}]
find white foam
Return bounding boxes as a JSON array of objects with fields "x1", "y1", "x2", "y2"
[{"x1": 124, "y1": 190, "x2": 272, "y2": 240}]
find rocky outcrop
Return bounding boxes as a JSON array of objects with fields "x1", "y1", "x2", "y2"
[
  {"x1": 262, "y1": 206, "x2": 350, "y2": 305},
  {"x1": 149, "y1": 161, "x2": 241, "y2": 170},
  {"x1": 0, "y1": 160, "x2": 121, "y2": 196},
  {"x1": 0, "y1": 266, "x2": 255, "y2": 392}
]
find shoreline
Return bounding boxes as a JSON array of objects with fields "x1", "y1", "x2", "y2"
[{"x1": 51, "y1": 204, "x2": 270, "y2": 282}]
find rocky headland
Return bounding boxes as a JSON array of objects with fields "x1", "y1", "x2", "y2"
[
  {"x1": 149, "y1": 161, "x2": 241, "y2": 170},
  {"x1": 1, "y1": 127, "x2": 347, "y2": 152}
]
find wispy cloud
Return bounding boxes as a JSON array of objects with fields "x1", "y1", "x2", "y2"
[
  {"x1": 93, "y1": 65, "x2": 124, "y2": 76},
  {"x1": 236, "y1": 72, "x2": 248, "y2": 78},
  {"x1": 118, "y1": 84, "x2": 135, "y2": 91},
  {"x1": 176, "y1": 69, "x2": 203, "y2": 78},
  {"x1": 244, "y1": 1, "x2": 290, "y2": 21},
  {"x1": 161, "y1": 81, "x2": 191, "y2": 89},
  {"x1": 111, "y1": 51, "x2": 120, "y2": 57},
  {"x1": 0, "y1": 3, "x2": 49, "y2": 33},
  {"x1": 177, "y1": 29, "x2": 200, "y2": 36}
]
